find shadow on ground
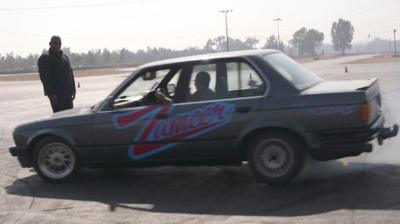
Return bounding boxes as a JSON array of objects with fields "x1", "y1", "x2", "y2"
[{"x1": 5, "y1": 160, "x2": 400, "y2": 216}]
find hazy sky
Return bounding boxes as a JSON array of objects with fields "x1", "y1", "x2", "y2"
[{"x1": 1, "y1": 0, "x2": 399, "y2": 56}]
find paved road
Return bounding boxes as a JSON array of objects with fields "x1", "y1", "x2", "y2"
[{"x1": 1, "y1": 55, "x2": 400, "y2": 224}]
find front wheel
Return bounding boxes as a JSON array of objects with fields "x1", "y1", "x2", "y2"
[
  {"x1": 33, "y1": 137, "x2": 79, "y2": 183},
  {"x1": 247, "y1": 132, "x2": 305, "y2": 184}
]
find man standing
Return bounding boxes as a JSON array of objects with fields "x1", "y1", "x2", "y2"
[{"x1": 38, "y1": 35, "x2": 76, "y2": 113}]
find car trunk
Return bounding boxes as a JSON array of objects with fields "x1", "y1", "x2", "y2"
[{"x1": 300, "y1": 78, "x2": 382, "y2": 128}]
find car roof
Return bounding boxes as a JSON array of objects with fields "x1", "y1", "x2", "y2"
[{"x1": 138, "y1": 49, "x2": 280, "y2": 69}]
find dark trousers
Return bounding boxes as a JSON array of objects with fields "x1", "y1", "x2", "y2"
[{"x1": 50, "y1": 96, "x2": 73, "y2": 113}]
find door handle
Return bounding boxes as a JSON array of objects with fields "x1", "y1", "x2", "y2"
[
  {"x1": 156, "y1": 113, "x2": 169, "y2": 119},
  {"x1": 236, "y1": 106, "x2": 252, "y2": 113}
]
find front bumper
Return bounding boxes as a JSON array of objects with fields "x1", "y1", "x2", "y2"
[
  {"x1": 9, "y1": 146, "x2": 32, "y2": 168},
  {"x1": 9, "y1": 146, "x2": 28, "y2": 156}
]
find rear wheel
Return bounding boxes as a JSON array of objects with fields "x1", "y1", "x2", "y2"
[
  {"x1": 33, "y1": 137, "x2": 79, "y2": 183},
  {"x1": 247, "y1": 132, "x2": 305, "y2": 184}
]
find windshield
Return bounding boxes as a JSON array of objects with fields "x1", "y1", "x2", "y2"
[{"x1": 263, "y1": 53, "x2": 322, "y2": 90}]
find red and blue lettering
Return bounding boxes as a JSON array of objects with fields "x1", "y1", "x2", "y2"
[{"x1": 113, "y1": 102, "x2": 235, "y2": 160}]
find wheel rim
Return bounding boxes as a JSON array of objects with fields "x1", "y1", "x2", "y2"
[
  {"x1": 255, "y1": 138, "x2": 294, "y2": 178},
  {"x1": 38, "y1": 143, "x2": 76, "y2": 179}
]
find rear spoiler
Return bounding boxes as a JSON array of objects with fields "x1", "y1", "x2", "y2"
[{"x1": 357, "y1": 77, "x2": 378, "y2": 91}]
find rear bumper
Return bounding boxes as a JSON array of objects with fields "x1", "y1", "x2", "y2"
[
  {"x1": 9, "y1": 146, "x2": 32, "y2": 168},
  {"x1": 309, "y1": 116, "x2": 398, "y2": 160},
  {"x1": 377, "y1": 124, "x2": 399, "y2": 145},
  {"x1": 316, "y1": 116, "x2": 385, "y2": 145}
]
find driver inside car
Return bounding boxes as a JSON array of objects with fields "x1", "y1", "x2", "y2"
[{"x1": 190, "y1": 71, "x2": 216, "y2": 102}]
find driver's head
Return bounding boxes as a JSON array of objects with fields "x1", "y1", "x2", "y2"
[{"x1": 194, "y1": 71, "x2": 210, "y2": 90}]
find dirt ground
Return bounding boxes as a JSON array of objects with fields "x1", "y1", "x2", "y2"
[
  {"x1": 0, "y1": 67, "x2": 135, "y2": 82},
  {"x1": 1, "y1": 54, "x2": 400, "y2": 224},
  {"x1": 345, "y1": 54, "x2": 400, "y2": 64}
]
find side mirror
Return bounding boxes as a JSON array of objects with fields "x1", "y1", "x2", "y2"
[
  {"x1": 167, "y1": 84, "x2": 176, "y2": 95},
  {"x1": 248, "y1": 79, "x2": 258, "y2": 88},
  {"x1": 247, "y1": 73, "x2": 258, "y2": 87}
]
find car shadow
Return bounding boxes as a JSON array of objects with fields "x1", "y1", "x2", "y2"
[{"x1": 5, "y1": 160, "x2": 400, "y2": 216}]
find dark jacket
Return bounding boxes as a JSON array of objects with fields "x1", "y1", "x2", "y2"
[
  {"x1": 38, "y1": 51, "x2": 76, "y2": 97},
  {"x1": 190, "y1": 88, "x2": 216, "y2": 102}
]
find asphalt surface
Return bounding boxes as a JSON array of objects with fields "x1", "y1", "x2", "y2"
[{"x1": 1, "y1": 55, "x2": 400, "y2": 224}]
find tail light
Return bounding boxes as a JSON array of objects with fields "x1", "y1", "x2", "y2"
[{"x1": 361, "y1": 102, "x2": 370, "y2": 124}]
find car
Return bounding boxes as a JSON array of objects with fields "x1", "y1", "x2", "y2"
[{"x1": 9, "y1": 49, "x2": 398, "y2": 184}]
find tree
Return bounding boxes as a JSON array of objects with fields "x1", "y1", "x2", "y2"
[
  {"x1": 209, "y1": 37, "x2": 242, "y2": 51},
  {"x1": 229, "y1": 38, "x2": 250, "y2": 50},
  {"x1": 303, "y1": 29, "x2": 324, "y2": 56},
  {"x1": 209, "y1": 36, "x2": 226, "y2": 51},
  {"x1": 291, "y1": 28, "x2": 324, "y2": 56},
  {"x1": 331, "y1": 18, "x2": 354, "y2": 55},
  {"x1": 291, "y1": 28, "x2": 308, "y2": 56},
  {"x1": 62, "y1": 47, "x2": 72, "y2": 58},
  {"x1": 119, "y1": 48, "x2": 129, "y2": 65},
  {"x1": 4, "y1": 53, "x2": 15, "y2": 70},
  {"x1": 0, "y1": 35, "x2": 265, "y2": 73},
  {"x1": 263, "y1": 35, "x2": 285, "y2": 50},
  {"x1": 264, "y1": 35, "x2": 278, "y2": 49},
  {"x1": 243, "y1": 37, "x2": 259, "y2": 49},
  {"x1": 203, "y1": 39, "x2": 216, "y2": 52},
  {"x1": 71, "y1": 53, "x2": 82, "y2": 67},
  {"x1": 86, "y1": 51, "x2": 96, "y2": 66},
  {"x1": 102, "y1": 48, "x2": 112, "y2": 66},
  {"x1": 202, "y1": 36, "x2": 260, "y2": 52}
]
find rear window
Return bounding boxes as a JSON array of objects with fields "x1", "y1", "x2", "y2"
[{"x1": 263, "y1": 53, "x2": 322, "y2": 90}]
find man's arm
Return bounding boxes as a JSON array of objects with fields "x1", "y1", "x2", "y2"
[
  {"x1": 155, "y1": 91, "x2": 172, "y2": 104},
  {"x1": 71, "y1": 69, "x2": 76, "y2": 100},
  {"x1": 38, "y1": 55, "x2": 55, "y2": 96},
  {"x1": 65, "y1": 55, "x2": 76, "y2": 100}
]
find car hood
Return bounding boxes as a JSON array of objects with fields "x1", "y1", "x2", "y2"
[
  {"x1": 51, "y1": 107, "x2": 91, "y2": 118},
  {"x1": 15, "y1": 107, "x2": 95, "y2": 131},
  {"x1": 302, "y1": 79, "x2": 376, "y2": 94}
]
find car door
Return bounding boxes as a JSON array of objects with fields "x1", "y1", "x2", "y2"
[
  {"x1": 150, "y1": 59, "x2": 267, "y2": 161},
  {"x1": 85, "y1": 66, "x2": 182, "y2": 164}
]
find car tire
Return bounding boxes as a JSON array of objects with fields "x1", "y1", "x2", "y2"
[
  {"x1": 32, "y1": 136, "x2": 79, "y2": 183},
  {"x1": 247, "y1": 132, "x2": 305, "y2": 184}
]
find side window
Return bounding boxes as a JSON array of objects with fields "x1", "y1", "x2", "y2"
[
  {"x1": 187, "y1": 63, "x2": 217, "y2": 102},
  {"x1": 226, "y1": 61, "x2": 265, "y2": 98},
  {"x1": 226, "y1": 63, "x2": 240, "y2": 92}
]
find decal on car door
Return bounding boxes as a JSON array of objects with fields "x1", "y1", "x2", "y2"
[{"x1": 113, "y1": 102, "x2": 235, "y2": 160}]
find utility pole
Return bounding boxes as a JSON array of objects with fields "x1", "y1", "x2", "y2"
[
  {"x1": 273, "y1": 18, "x2": 282, "y2": 50},
  {"x1": 394, "y1": 29, "x2": 398, "y2": 56},
  {"x1": 220, "y1": 9, "x2": 233, "y2": 51}
]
